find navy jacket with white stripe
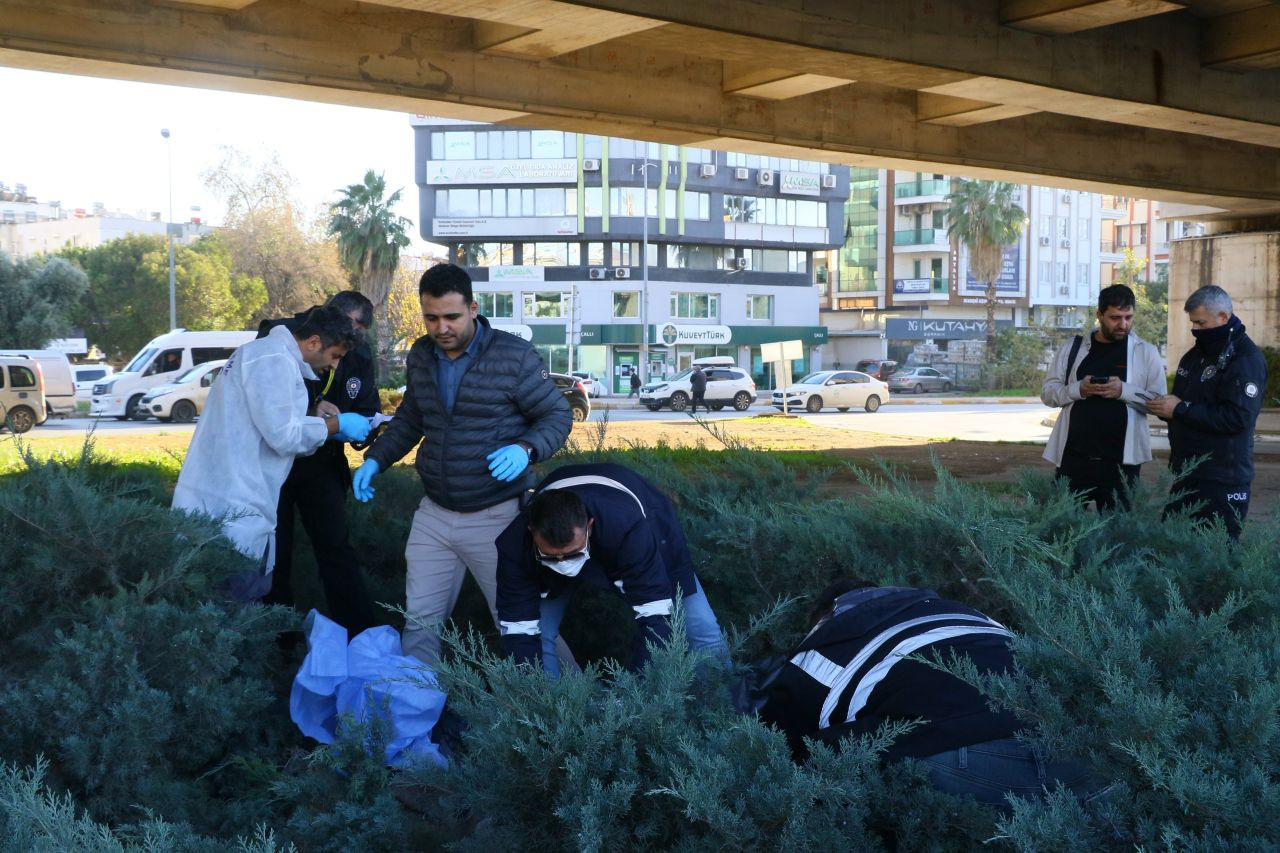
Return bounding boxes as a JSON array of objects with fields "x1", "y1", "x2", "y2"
[
  {"x1": 759, "y1": 587, "x2": 1021, "y2": 761},
  {"x1": 495, "y1": 463, "x2": 698, "y2": 670}
]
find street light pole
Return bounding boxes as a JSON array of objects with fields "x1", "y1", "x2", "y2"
[
  {"x1": 635, "y1": 158, "x2": 657, "y2": 382},
  {"x1": 161, "y1": 128, "x2": 177, "y2": 331}
]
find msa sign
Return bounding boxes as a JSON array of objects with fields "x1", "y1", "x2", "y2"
[
  {"x1": 779, "y1": 171, "x2": 821, "y2": 197},
  {"x1": 426, "y1": 159, "x2": 577, "y2": 185}
]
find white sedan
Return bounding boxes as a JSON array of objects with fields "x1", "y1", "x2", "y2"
[
  {"x1": 137, "y1": 359, "x2": 225, "y2": 422},
  {"x1": 772, "y1": 370, "x2": 888, "y2": 413}
]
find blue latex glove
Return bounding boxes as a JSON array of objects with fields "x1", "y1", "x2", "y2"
[
  {"x1": 486, "y1": 444, "x2": 529, "y2": 482},
  {"x1": 332, "y1": 412, "x2": 372, "y2": 443},
  {"x1": 352, "y1": 459, "x2": 380, "y2": 502}
]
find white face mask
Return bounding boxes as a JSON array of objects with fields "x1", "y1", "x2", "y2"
[{"x1": 540, "y1": 545, "x2": 590, "y2": 577}]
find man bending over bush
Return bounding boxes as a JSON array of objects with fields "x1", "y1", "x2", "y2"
[{"x1": 753, "y1": 580, "x2": 1104, "y2": 808}]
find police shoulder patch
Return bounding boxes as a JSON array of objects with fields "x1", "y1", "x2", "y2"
[
  {"x1": 1245, "y1": 382, "x2": 1259, "y2": 398},
  {"x1": 541, "y1": 368, "x2": 549, "y2": 380},
  {"x1": 1201, "y1": 365, "x2": 1217, "y2": 381},
  {"x1": 346, "y1": 377, "x2": 361, "y2": 399}
]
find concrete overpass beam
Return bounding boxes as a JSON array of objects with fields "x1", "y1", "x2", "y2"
[
  {"x1": 1202, "y1": 5, "x2": 1280, "y2": 72},
  {"x1": 722, "y1": 62, "x2": 852, "y2": 99},
  {"x1": 999, "y1": 0, "x2": 1185, "y2": 35},
  {"x1": 916, "y1": 92, "x2": 1039, "y2": 126}
]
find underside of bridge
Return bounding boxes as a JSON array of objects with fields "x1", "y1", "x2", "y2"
[{"x1": 1, "y1": 0, "x2": 1278, "y2": 221}]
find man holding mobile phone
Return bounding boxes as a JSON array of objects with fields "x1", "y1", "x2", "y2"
[{"x1": 1041, "y1": 285, "x2": 1166, "y2": 510}]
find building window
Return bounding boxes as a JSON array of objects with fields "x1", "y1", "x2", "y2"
[
  {"x1": 476, "y1": 292, "x2": 515, "y2": 319},
  {"x1": 1135, "y1": 223, "x2": 1147, "y2": 245},
  {"x1": 613, "y1": 291, "x2": 640, "y2": 318},
  {"x1": 453, "y1": 242, "x2": 515, "y2": 266},
  {"x1": 670, "y1": 292, "x2": 718, "y2": 319},
  {"x1": 666, "y1": 244, "x2": 729, "y2": 270},
  {"x1": 1056, "y1": 262, "x2": 1067, "y2": 284},
  {"x1": 1078, "y1": 218, "x2": 1090, "y2": 241},
  {"x1": 725, "y1": 152, "x2": 828, "y2": 173},
  {"x1": 745, "y1": 295, "x2": 773, "y2": 319},
  {"x1": 585, "y1": 243, "x2": 605, "y2": 266},
  {"x1": 1078, "y1": 263, "x2": 1089, "y2": 285},
  {"x1": 431, "y1": 129, "x2": 577, "y2": 161},
  {"x1": 1056, "y1": 217, "x2": 1069, "y2": 239},
  {"x1": 723, "y1": 194, "x2": 823, "y2": 227},
  {"x1": 610, "y1": 242, "x2": 659, "y2": 267},
  {"x1": 745, "y1": 249, "x2": 806, "y2": 273},
  {"x1": 1038, "y1": 260, "x2": 1051, "y2": 284},
  {"x1": 437, "y1": 188, "x2": 577, "y2": 219},
  {"x1": 520, "y1": 243, "x2": 580, "y2": 266},
  {"x1": 523, "y1": 291, "x2": 570, "y2": 318}
]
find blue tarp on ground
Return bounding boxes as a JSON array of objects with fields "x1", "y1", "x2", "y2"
[{"x1": 290, "y1": 609, "x2": 448, "y2": 768}]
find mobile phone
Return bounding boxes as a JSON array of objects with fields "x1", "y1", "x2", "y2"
[{"x1": 1089, "y1": 375, "x2": 1109, "y2": 384}]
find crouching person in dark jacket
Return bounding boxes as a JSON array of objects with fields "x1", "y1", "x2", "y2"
[
  {"x1": 754, "y1": 581, "x2": 1103, "y2": 808},
  {"x1": 496, "y1": 462, "x2": 729, "y2": 675}
]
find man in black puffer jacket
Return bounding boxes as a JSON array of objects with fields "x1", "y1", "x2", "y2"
[{"x1": 353, "y1": 264, "x2": 573, "y2": 663}]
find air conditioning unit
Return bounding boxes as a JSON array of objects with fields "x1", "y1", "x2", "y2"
[
  {"x1": 821, "y1": 174, "x2": 837, "y2": 189},
  {"x1": 1038, "y1": 236, "x2": 1050, "y2": 246},
  {"x1": 588, "y1": 268, "x2": 607, "y2": 280},
  {"x1": 614, "y1": 267, "x2": 631, "y2": 279},
  {"x1": 699, "y1": 164, "x2": 717, "y2": 178},
  {"x1": 1060, "y1": 239, "x2": 1070, "y2": 248},
  {"x1": 583, "y1": 158, "x2": 600, "y2": 171},
  {"x1": 1058, "y1": 285, "x2": 1070, "y2": 295},
  {"x1": 734, "y1": 167, "x2": 749, "y2": 180},
  {"x1": 1061, "y1": 194, "x2": 1072, "y2": 204},
  {"x1": 732, "y1": 257, "x2": 749, "y2": 270},
  {"x1": 757, "y1": 169, "x2": 775, "y2": 186}
]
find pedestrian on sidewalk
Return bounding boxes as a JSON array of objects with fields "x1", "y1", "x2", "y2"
[{"x1": 628, "y1": 370, "x2": 642, "y2": 398}]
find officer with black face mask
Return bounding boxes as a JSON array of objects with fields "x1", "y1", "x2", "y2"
[{"x1": 1148, "y1": 285, "x2": 1268, "y2": 541}]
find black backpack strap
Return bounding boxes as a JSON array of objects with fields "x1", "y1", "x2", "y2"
[{"x1": 1065, "y1": 335, "x2": 1083, "y2": 384}]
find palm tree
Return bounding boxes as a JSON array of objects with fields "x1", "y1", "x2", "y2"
[
  {"x1": 945, "y1": 179, "x2": 1026, "y2": 380},
  {"x1": 328, "y1": 170, "x2": 412, "y2": 371}
]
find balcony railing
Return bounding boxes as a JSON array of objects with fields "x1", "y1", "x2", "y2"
[
  {"x1": 893, "y1": 227, "x2": 946, "y2": 245},
  {"x1": 895, "y1": 179, "x2": 951, "y2": 198}
]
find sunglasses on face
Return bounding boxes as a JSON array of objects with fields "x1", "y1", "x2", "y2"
[{"x1": 535, "y1": 546, "x2": 587, "y2": 563}]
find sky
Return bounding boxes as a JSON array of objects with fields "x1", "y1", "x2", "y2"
[{"x1": 0, "y1": 66, "x2": 437, "y2": 252}]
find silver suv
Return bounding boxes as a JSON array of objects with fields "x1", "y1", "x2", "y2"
[{"x1": 640, "y1": 365, "x2": 756, "y2": 412}]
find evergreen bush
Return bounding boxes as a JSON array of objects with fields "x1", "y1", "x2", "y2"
[{"x1": 0, "y1": 436, "x2": 1277, "y2": 849}]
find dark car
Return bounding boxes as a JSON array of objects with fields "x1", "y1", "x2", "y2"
[
  {"x1": 854, "y1": 359, "x2": 900, "y2": 382},
  {"x1": 550, "y1": 372, "x2": 591, "y2": 422}
]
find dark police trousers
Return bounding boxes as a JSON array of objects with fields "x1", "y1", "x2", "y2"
[
  {"x1": 1165, "y1": 478, "x2": 1251, "y2": 542},
  {"x1": 265, "y1": 450, "x2": 379, "y2": 634}
]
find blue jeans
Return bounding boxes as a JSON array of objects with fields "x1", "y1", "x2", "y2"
[
  {"x1": 538, "y1": 574, "x2": 728, "y2": 676},
  {"x1": 919, "y1": 737, "x2": 1104, "y2": 808}
]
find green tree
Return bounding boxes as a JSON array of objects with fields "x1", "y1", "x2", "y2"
[
  {"x1": 328, "y1": 170, "x2": 413, "y2": 373},
  {"x1": 945, "y1": 180, "x2": 1026, "y2": 384},
  {"x1": 64, "y1": 234, "x2": 265, "y2": 361},
  {"x1": 203, "y1": 147, "x2": 349, "y2": 322},
  {"x1": 1115, "y1": 248, "x2": 1169, "y2": 349},
  {"x1": 0, "y1": 253, "x2": 87, "y2": 348}
]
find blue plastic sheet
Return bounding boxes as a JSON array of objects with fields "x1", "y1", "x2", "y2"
[{"x1": 290, "y1": 610, "x2": 448, "y2": 768}]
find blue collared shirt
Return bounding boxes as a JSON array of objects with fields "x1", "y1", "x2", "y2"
[{"x1": 435, "y1": 320, "x2": 485, "y2": 415}]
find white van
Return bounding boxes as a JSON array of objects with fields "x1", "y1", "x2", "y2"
[
  {"x1": 91, "y1": 329, "x2": 254, "y2": 420},
  {"x1": 72, "y1": 364, "x2": 114, "y2": 403},
  {"x1": 0, "y1": 356, "x2": 48, "y2": 433},
  {"x1": 0, "y1": 349, "x2": 76, "y2": 417}
]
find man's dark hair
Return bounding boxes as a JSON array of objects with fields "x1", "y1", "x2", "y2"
[
  {"x1": 806, "y1": 577, "x2": 877, "y2": 630},
  {"x1": 419, "y1": 263, "x2": 474, "y2": 303},
  {"x1": 293, "y1": 304, "x2": 358, "y2": 350},
  {"x1": 528, "y1": 489, "x2": 590, "y2": 547},
  {"x1": 1097, "y1": 284, "x2": 1136, "y2": 313},
  {"x1": 327, "y1": 290, "x2": 373, "y2": 328}
]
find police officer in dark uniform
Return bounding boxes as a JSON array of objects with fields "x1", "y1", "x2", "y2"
[
  {"x1": 1148, "y1": 285, "x2": 1268, "y2": 541},
  {"x1": 258, "y1": 291, "x2": 382, "y2": 632}
]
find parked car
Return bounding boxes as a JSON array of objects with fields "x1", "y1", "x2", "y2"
[
  {"x1": 137, "y1": 359, "x2": 226, "y2": 423},
  {"x1": 639, "y1": 357, "x2": 756, "y2": 412},
  {"x1": 772, "y1": 370, "x2": 888, "y2": 413},
  {"x1": 72, "y1": 364, "x2": 114, "y2": 403},
  {"x1": 550, "y1": 372, "x2": 591, "y2": 422},
  {"x1": 854, "y1": 359, "x2": 900, "y2": 383},
  {"x1": 888, "y1": 366, "x2": 955, "y2": 394},
  {"x1": 0, "y1": 348, "x2": 76, "y2": 417},
  {"x1": 570, "y1": 370, "x2": 607, "y2": 397},
  {"x1": 0, "y1": 356, "x2": 48, "y2": 433}
]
